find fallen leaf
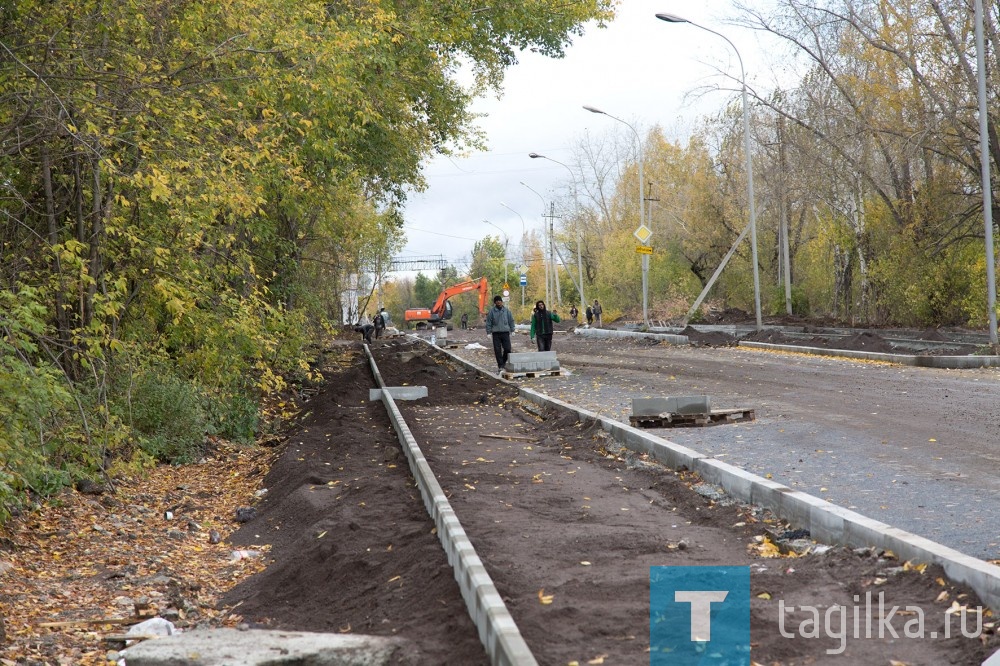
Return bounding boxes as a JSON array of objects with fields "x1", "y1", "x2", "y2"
[
  {"x1": 757, "y1": 592, "x2": 772, "y2": 600},
  {"x1": 538, "y1": 589, "x2": 554, "y2": 605}
]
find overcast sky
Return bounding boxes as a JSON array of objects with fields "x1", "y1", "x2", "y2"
[{"x1": 398, "y1": 0, "x2": 784, "y2": 278}]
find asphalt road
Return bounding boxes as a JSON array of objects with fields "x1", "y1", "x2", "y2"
[{"x1": 452, "y1": 331, "x2": 1000, "y2": 560}]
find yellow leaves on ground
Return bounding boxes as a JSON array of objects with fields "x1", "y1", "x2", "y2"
[
  {"x1": 538, "y1": 589, "x2": 554, "y2": 605},
  {"x1": 0, "y1": 440, "x2": 276, "y2": 663},
  {"x1": 748, "y1": 535, "x2": 793, "y2": 559}
]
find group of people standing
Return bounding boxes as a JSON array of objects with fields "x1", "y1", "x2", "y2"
[
  {"x1": 568, "y1": 299, "x2": 602, "y2": 327},
  {"x1": 485, "y1": 296, "x2": 603, "y2": 373}
]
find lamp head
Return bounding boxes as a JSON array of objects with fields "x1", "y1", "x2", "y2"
[
  {"x1": 655, "y1": 13, "x2": 688, "y2": 23},
  {"x1": 528, "y1": 152, "x2": 542, "y2": 159},
  {"x1": 583, "y1": 105, "x2": 605, "y2": 114}
]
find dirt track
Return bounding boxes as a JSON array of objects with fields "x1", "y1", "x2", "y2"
[
  {"x1": 449, "y1": 327, "x2": 1000, "y2": 561},
  {"x1": 221, "y1": 334, "x2": 1000, "y2": 665}
]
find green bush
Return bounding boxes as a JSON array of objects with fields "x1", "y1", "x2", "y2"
[
  {"x1": 205, "y1": 390, "x2": 260, "y2": 445},
  {"x1": 127, "y1": 369, "x2": 208, "y2": 464}
]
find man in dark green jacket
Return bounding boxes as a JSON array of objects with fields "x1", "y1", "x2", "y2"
[{"x1": 530, "y1": 300, "x2": 560, "y2": 352}]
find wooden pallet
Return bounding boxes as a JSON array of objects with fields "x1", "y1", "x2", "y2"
[
  {"x1": 629, "y1": 408, "x2": 755, "y2": 428},
  {"x1": 501, "y1": 369, "x2": 562, "y2": 380}
]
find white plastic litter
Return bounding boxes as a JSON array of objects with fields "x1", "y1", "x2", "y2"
[
  {"x1": 229, "y1": 549, "x2": 262, "y2": 561},
  {"x1": 464, "y1": 343, "x2": 487, "y2": 350},
  {"x1": 127, "y1": 616, "x2": 176, "y2": 639}
]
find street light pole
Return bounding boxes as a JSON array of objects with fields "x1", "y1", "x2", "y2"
[
  {"x1": 656, "y1": 13, "x2": 763, "y2": 331},
  {"x1": 483, "y1": 219, "x2": 509, "y2": 288},
  {"x1": 528, "y1": 153, "x2": 587, "y2": 320},
  {"x1": 520, "y1": 181, "x2": 550, "y2": 304},
  {"x1": 582, "y1": 106, "x2": 648, "y2": 327},
  {"x1": 974, "y1": 0, "x2": 998, "y2": 347}
]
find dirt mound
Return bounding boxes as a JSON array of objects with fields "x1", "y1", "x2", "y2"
[
  {"x1": 680, "y1": 325, "x2": 737, "y2": 347},
  {"x1": 841, "y1": 331, "x2": 895, "y2": 353},
  {"x1": 919, "y1": 327, "x2": 948, "y2": 341},
  {"x1": 739, "y1": 328, "x2": 796, "y2": 344},
  {"x1": 222, "y1": 348, "x2": 491, "y2": 664}
]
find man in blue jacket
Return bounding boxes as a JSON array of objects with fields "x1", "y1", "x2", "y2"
[{"x1": 484, "y1": 295, "x2": 515, "y2": 374}]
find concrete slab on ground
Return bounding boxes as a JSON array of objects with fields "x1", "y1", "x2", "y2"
[
  {"x1": 369, "y1": 387, "x2": 428, "y2": 401},
  {"x1": 121, "y1": 628, "x2": 413, "y2": 666}
]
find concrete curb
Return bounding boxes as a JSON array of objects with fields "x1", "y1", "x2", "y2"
[
  {"x1": 363, "y1": 345, "x2": 537, "y2": 666},
  {"x1": 574, "y1": 326, "x2": 1000, "y2": 368},
  {"x1": 574, "y1": 328, "x2": 689, "y2": 344},
  {"x1": 739, "y1": 340, "x2": 1000, "y2": 369},
  {"x1": 430, "y1": 343, "x2": 1000, "y2": 615}
]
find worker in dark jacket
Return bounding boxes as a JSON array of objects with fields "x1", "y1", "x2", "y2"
[
  {"x1": 484, "y1": 295, "x2": 516, "y2": 373},
  {"x1": 354, "y1": 315, "x2": 374, "y2": 344},
  {"x1": 530, "y1": 300, "x2": 561, "y2": 352}
]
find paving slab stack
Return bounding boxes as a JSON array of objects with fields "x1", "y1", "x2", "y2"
[
  {"x1": 632, "y1": 396, "x2": 712, "y2": 416},
  {"x1": 504, "y1": 351, "x2": 559, "y2": 373}
]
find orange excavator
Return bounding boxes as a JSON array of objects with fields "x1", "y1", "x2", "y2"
[{"x1": 404, "y1": 277, "x2": 490, "y2": 329}]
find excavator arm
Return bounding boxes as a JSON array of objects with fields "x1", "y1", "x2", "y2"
[
  {"x1": 429, "y1": 277, "x2": 490, "y2": 317},
  {"x1": 404, "y1": 277, "x2": 491, "y2": 327}
]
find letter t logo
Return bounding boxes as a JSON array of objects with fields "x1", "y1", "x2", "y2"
[{"x1": 675, "y1": 591, "x2": 729, "y2": 641}]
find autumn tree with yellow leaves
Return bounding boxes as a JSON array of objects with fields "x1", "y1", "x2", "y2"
[{"x1": 0, "y1": 0, "x2": 615, "y2": 519}]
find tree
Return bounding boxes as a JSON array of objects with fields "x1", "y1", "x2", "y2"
[{"x1": 0, "y1": 0, "x2": 618, "y2": 518}]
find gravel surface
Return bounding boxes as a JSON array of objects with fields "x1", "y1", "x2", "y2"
[{"x1": 447, "y1": 328, "x2": 1000, "y2": 561}]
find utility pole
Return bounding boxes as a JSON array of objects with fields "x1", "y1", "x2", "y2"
[{"x1": 547, "y1": 202, "x2": 562, "y2": 305}]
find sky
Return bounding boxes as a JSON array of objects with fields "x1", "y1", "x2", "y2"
[{"x1": 397, "y1": 0, "x2": 784, "y2": 279}]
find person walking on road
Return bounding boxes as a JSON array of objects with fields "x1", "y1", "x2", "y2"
[
  {"x1": 530, "y1": 300, "x2": 561, "y2": 352},
  {"x1": 485, "y1": 295, "x2": 515, "y2": 374},
  {"x1": 569, "y1": 305, "x2": 578, "y2": 322},
  {"x1": 585, "y1": 305, "x2": 593, "y2": 326},
  {"x1": 460, "y1": 312, "x2": 469, "y2": 329},
  {"x1": 373, "y1": 309, "x2": 386, "y2": 339},
  {"x1": 592, "y1": 299, "x2": 603, "y2": 327}
]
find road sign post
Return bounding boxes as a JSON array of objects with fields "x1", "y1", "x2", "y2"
[{"x1": 634, "y1": 225, "x2": 653, "y2": 327}]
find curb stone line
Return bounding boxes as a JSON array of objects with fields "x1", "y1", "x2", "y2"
[
  {"x1": 429, "y1": 341, "x2": 1000, "y2": 623},
  {"x1": 737, "y1": 340, "x2": 1000, "y2": 368},
  {"x1": 363, "y1": 344, "x2": 538, "y2": 666},
  {"x1": 574, "y1": 325, "x2": 1000, "y2": 369}
]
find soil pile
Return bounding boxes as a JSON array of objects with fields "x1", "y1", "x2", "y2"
[
  {"x1": 919, "y1": 327, "x2": 949, "y2": 341},
  {"x1": 681, "y1": 325, "x2": 737, "y2": 347}
]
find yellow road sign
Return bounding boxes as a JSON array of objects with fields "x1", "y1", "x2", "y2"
[
  {"x1": 636, "y1": 245, "x2": 653, "y2": 255},
  {"x1": 633, "y1": 224, "x2": 653, "y2": 244}
]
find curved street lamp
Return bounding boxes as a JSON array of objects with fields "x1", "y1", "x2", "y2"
[
  {"x1": 656, "y1": 12, "x2": 762, "y2": 330},
  {"x1": 580, "y1": 108, "x2": 648, "y2": 326}
]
